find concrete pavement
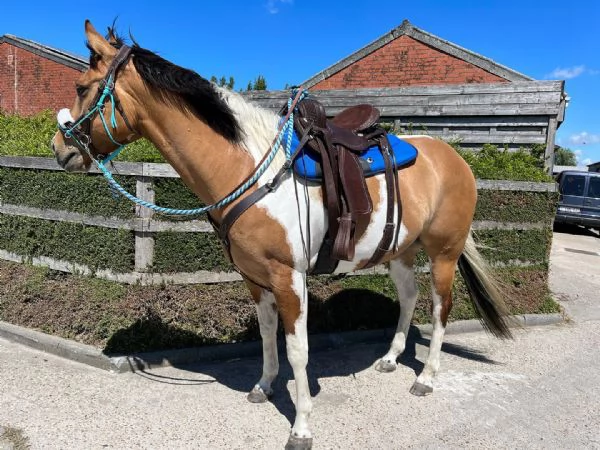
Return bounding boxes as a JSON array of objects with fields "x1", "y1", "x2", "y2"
[
  {"x1": 549, "y1": 228, "x2": 600, "y2": 322},
  {"x1": 0, "y1": 230, "x2": 598, "y2": 449}
]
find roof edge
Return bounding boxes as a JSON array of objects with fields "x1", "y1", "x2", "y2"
[
  {"x1": 404, "y1": 24, "x2": 532, "y2": 82},
  {"x1": 301, "y1": 20, "x2": 532, "y2": 88},
  {"x1": 0, "y1": 34, "x2": 87, "y2": 72}
]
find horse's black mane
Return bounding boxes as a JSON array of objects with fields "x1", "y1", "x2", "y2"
[{"x1": 92, "y1": 27, "x2": 242, "y2": 143}]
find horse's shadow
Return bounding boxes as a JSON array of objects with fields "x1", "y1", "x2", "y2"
[{"x1": 116, "y1": 325, "x2": 498, "y2": 426}]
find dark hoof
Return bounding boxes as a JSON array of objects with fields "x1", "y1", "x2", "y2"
[
  {"x1": 247, "y1": 386, "x2": 272, "y2": 403},
  {"x1": 409, "y1": 381, "x2": 433, "y2": 396},
  {"x1": 285, "y1": 435, "x2": 312, "y2": 450},
  {"x1": 374, "y1": 359, "x2": 397, "y2": 373}
]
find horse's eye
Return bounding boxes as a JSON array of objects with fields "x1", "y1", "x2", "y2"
[{"x1": 76, "y1": 85, "x2": 89, "y2": 97}]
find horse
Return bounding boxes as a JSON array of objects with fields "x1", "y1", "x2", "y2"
[{"x1": 51, "y1": 21, "x2": 513, "y2": 450}]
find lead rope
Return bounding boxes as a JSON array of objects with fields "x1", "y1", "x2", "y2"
[{"x1": 64, "y1": 88, "x2": 307, "y2": 216}]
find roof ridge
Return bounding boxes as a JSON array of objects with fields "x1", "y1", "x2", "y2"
[{"x1": 301, "y1": 20, "x2": 532, "y2": 88}]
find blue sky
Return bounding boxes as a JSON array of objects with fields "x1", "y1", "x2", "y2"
[{"x1": 2, "y1": 0, "x2": 599, "y2": 165}]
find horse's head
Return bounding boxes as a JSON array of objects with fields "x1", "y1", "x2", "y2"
[{"x1": 51, "y1": 21, "x2": 141, "y2": 172}]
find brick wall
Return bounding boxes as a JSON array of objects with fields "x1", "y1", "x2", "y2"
[
  {"x1": 312, "y1": 35, "x2": 506, "y2": 90},
  {"x1": 0, "y1": 42, "x2": 83, "y2": 116}
]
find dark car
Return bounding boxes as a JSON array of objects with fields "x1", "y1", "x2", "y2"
[{"x1": 555, "y1": 170, "x2": 600, "y2": 230}]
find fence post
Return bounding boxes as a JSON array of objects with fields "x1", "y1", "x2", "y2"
[
  {"x1": 544, "y1": 117, "x2": 557, "y2": 175},
  {"x1": 134, "y1": 168, "x2": 155, "y2": 272}
]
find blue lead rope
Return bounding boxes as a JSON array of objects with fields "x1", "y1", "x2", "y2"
[{"x1": 63, "y1": 88, "x2": 306, "y2": 216}]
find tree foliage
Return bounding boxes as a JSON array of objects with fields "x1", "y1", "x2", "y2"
[
  {"x1": 554, "y1": 146, "x2": 577, "y2": 166},
  {"x1": 247, "y1": 75, "x2": 267, "y2": 91},
  {"x1": 210, "y1": 75, "x2": 235, "y2": 89}
]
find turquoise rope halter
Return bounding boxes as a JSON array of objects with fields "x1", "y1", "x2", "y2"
[{"x1": 59, "y1": 87, "x2": 307, "y2": 216}]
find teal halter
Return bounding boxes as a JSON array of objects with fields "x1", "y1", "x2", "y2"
[{"x1": 58, "y1": 44, "x2": 134, "y2": 165}]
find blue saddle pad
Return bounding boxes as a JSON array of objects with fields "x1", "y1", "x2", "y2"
[{"x1": 289, "y1": 132, "x2": 418, "y2": 181}]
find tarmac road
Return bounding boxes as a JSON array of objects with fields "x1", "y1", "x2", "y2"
[{"x1": 1, "y1": 229, "x2": 599, "y2": 449}]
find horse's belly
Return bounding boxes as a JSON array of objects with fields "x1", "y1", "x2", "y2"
[{"x1": 333, "y1": 175, "x2": 408, "y2": 274}]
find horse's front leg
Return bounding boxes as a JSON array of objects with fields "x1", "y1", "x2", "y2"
[
  {"x1": 246, "y1": 281, "x2": 279, "y2": 403},
  {"x1": 273, "y1": 269, "x2": 313, "y2": 450}
]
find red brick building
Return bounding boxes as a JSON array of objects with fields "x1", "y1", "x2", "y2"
[
  {"x1": 303, "y1": 20, "x2": 532, "y2": 89},
  {"x1": 0, "y1": 34, "x2": 87, "y2": 116}
]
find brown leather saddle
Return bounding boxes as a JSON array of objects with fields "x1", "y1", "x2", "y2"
[
  {"x1": 213, "y1": 95, "x2": 403, "y2": 281},
  {"x1": 293, "y1": 98, "x2": 402, "y2": 274}
]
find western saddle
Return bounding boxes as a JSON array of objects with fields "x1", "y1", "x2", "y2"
[
  {"x1": 291, "y1": 98, "x2": 402, "y2": 274},
  {"x1": 214, "y1": 95, "x2": 403, "y2": 279}
]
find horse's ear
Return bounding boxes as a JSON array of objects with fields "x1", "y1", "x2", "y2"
[{"x1": 85, "y1": 20, "x2": 116, "y2": 59}]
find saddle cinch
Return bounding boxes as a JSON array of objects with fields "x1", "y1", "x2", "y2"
[{"x1": 290, "y1": 98, "x2": 418, "y2": 274}]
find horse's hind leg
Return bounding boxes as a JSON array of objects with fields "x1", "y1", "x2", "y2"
[
  {"x1": 375, "y1": 250, "x2": 419, "y2": 373},
  {"x1": 246, "y1": 281, "x2": 279, "y2": 403},
  {"x1": 410, "y1": 256, "x2": 458, "y2": 396}
]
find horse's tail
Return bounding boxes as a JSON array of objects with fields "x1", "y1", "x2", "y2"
[{"x1": 458, "y1": 233, "x2": 514, "y2": 339}]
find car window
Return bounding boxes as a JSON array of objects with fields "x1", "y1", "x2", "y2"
[
  {"x1": 588, "y1": 177, "x2": 600, "y2": 199},
  {"x1": 561, "y1": 174, "x2": 586, "y2": 197}
]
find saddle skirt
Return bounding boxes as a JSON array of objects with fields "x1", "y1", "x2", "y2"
[{"x1": 289, "y1": 132, "x2": 418, "y2": 182}]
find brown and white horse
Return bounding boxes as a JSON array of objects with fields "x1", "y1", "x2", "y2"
[{"x1": 51, "y1": 21, "x2": 513, "y2": 449}]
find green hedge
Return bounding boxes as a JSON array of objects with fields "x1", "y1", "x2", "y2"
[
  {"x1": 0, "y1": 168, "x2": 135, "y2": 218},
  {"x1": 474, "y1": 228, "x2": 553, "y2": 265},
  {"x1": 475, "y1": 190, "x2": 558, "y2": 223},
  {"x1": 2, "y1": 112, "x2": 551, "y2": 181},
  {"x1": 153, "y1": 178, "x2": 207, "y2": 221},
  {"x1": 153, "y1": 232, "x2": 233, "y2": 272},
  {"x1": 0, "y1": 114, "x2": 557, "y2": 274},
  {"x1": 0, "y1": 111, "x2": 56, "y2": 157},
  {"x1": 1, "y1": 167, "x2": 557, "y2": 226},
  {"x1": 0, "y1": 214, "x2": 134, "y2": 271},
  {"x1": 456, "y1": 144, "x2": 552, "y2": 182},
  {"x1": 0, "y1": 113, "x2": 560, "y2": 352},
  {"x1": 0, "y1": 111, "x2": 164, "y2": 162},
  {"x1": 0, "y1": 167, "x2": 556, "y2": 273}
]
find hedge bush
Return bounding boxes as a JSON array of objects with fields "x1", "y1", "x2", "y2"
[
  {"x1": 0, "y1": 166, "x2": 557, "y2": 274},
  {"x1": 475, "y1": 190, "x2": 558, "y2": 223},
  {"x1": 474, "y1": 228, "x2": 553, "y2": 265},
  {"x1": 455, "y1": 144, "x2": 552, "y2": 182},
  {"x1": 0, "y1": 214, "x2": 134, "y2": 271},
  {"x1": 2, "y1": 111, "x2": 552, "y2": 181},
  {"x1": 0, "y1": 186, "x2": 556, "y2": 275},
  {"x1": 0, "y1": 168, "x2": 136, "y2": 218},
  {"x1": 153, "y1": 232, "x2": 233, "y2": 273},
  {"x1": 0, "y1": 110, "x2": 164, "y2": 162}
]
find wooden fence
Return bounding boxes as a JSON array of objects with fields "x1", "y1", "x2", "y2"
[
  {"x1": 244, "y1": 80, "x2": 567, "y2": 173},
  {"x1": 0, "y1": 156, "x2": 556, "y2": 285}
]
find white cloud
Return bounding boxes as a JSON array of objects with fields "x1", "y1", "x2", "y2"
[
  {"x1": 265, "y1": 0, "x2": 293, "y2": 14},
  {"x1": 570, "y1": 149, "x2": 593, "y2": 167},
  {"x1": 569, "y1": 132, "x2": 600, "y2": 146},
  {"x1": 546, "y1": 65, "x2": 586, "y2": 79},
  {"x1": 572, "y1": 149, "x2": 584, "y2": 164}
]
